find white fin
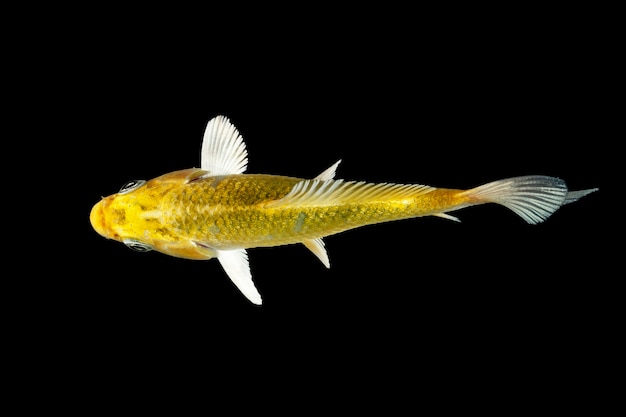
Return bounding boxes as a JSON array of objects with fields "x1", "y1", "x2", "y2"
[
  {"x1": 461, "y1": 175, "x2": 569, "y2": 225},
  {"x1": 563, "y1": 188, "x2": 599, "y2": 205},
  {"x1": 201, "y1": 115, "x2": 248, "y2": 175},
  {"x1": 302, "y1": 238, "x2": 330, "y2": 268},
  {"x1": 216, "y1": 249, "x2": 262, "y2": 305},
  {"x1": 266, "y1": 179, "x2": 434, "y2": 209},
  {"x1": 314, "y1": 160, "x2": 342, "y2": 181},
  {"x1": 433, "y1": 213, "x2": 461, "y2": 222}
]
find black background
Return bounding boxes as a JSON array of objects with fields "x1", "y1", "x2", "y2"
[{"x1": 14, "y1": 5, "x2": 617, "y2": 412}]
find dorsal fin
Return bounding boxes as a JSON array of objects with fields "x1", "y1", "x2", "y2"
[
  {"x1": 266, "y1": 179, "x2": 434, "y2": 209},
  {"x1": 200, "y1": 115, "x2": 248, "y2": 175},
  {"x1": 314, "y1": 160, "x2": 342, "y2": 180}
]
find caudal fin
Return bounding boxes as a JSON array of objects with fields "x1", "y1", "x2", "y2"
[
  {"x1": 562, "y1": 189, "x2": 599, "y2": 205},
  {"x1": 460, "y1": 175, "x2": 598, "y2": 225}
]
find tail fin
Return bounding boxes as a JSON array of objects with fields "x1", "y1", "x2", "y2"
[
  {"x1": 563, "y1": 189, "x2": 599, "y2": 205},
  {"x1": 460, "y1": 175, "x2": 598, "y2": 225}
]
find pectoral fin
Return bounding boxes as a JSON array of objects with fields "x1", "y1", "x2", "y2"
[
  {"x1": 302, "y1": 238, "x2": 330, "y2": 268},
  {"x1": 216, "y1": 249, "x2": 262, "y2": 305},
  {"x1": 201, "y1": 115, "x2": 248, "y2": 175}
]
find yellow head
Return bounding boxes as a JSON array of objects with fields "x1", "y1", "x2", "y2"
[{"x1": 89, "y1": 168, "x2": 216, "y2": 260}]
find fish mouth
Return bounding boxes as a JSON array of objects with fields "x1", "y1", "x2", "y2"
[{"x1": 89, "y1": 199, "x2": 109, "y2": 238}]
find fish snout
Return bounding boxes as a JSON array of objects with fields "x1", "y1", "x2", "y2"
[{"x1": 90, "y1": 199, "x2": 110, "y2": 238}]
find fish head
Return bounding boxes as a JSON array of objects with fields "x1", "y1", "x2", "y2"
[{"x1": 90, "y1": 168, "x2": 216, "y2": 260}]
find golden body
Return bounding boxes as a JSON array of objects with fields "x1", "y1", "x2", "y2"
[
  {"x1": 90, "y1": 116, "x2": 597, "y2": 304},
  {"x1": 91, "y1": 168, "x2": 466, "y2": 260}
]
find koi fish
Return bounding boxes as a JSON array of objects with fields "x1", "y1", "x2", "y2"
[{"x1": 90, "y1": 115, "x2": 598, "y2": 305}]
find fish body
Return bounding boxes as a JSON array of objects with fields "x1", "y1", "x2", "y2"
[{"x1": 90, "y1": 116, "x2": 598, "y2": 304}]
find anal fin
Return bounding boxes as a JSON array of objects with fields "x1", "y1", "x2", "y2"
[
  {"x1": 433, "y1": 213, "x2": 461, "y2": 222},
  {"x1": 302, "y1": 238, "x2": 330, "y2": 268}
]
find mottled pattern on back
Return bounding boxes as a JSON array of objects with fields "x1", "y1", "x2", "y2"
[{"x1": 162, "y1": 174, "x2": 458, "y2": 250}]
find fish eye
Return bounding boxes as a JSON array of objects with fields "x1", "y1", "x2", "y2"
[
  {"x1": 123, "y1": 239, "x2": 153, "y2": 252},
  {"x1": 119, "y1": 180, "x2": 146, "y2": 194}
]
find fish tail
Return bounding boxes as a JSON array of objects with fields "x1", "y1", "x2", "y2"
[
  {"x1": 562, "y1": 189, "x2": 599, "y2": 205},
  {"x1": 458, "y1": 175, "x2": 598, "y2": 224}
]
